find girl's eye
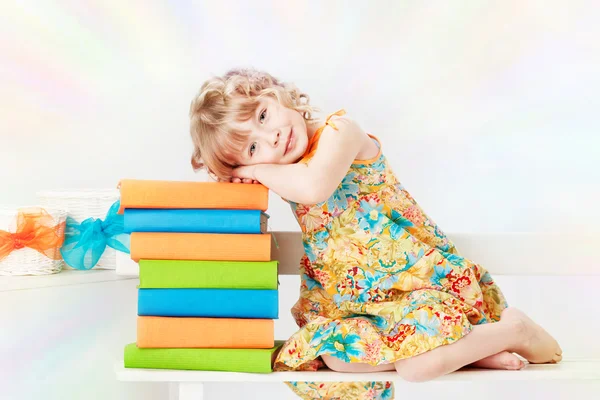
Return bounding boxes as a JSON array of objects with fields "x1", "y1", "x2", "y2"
[
  {"x1": 259, "y1": 109, "x2": 267, "y2": 124},
  {"x1": 249, "y1": 142, "x2": 257, "y2": 156}
]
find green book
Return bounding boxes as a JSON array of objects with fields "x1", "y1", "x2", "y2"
[
  {"x1": 123, "y1": 342, "x2": 283, "y2": 373},
  {"x1": 138, "y1": 259, "x2": 278, "y2": 289}
]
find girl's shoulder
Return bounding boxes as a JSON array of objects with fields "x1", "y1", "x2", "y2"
[
  {"x1": 323, "y1": 110, "x2": 382, "y2": 163},
  {"x1": 301, "y1": 108, "x2": 381, "y2": 164},
  {"x1": 320, "y1": 109, "x2": 360, "y2": 136}
]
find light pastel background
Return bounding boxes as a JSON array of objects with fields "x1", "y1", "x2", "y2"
[
  {"x1": 2, "y1": 0, "x2": 599, "y2": 233},
  {"x1": 1, "y1": 1, "x2": 599, "y2": 399}
]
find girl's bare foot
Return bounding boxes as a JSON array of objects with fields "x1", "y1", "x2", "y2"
[
  {"x1": 501, "y1": 307, "x2": 563, "y2": 364},
  {"x1": 470, "y1": 351, "x2": 525, "y2": 370}
]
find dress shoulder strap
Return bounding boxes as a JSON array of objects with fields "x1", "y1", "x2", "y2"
[
  {"x1": 299, "y1": 109, "x2": 346, "y2": 163},
  {"x1": 323, "y1": 109, "x2": 346, "y2": 130}
]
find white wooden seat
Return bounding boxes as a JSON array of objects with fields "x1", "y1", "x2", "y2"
[
  {"x1": 115, "y1": 361, "x2": 600, "y2": 399},
  {"x1": 115, "y1": 232, "x2": 600, "y2": 400}
]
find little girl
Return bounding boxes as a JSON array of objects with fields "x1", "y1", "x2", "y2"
[{"x1": 189, "y1": 68, "x2": 562, "y2": 399}]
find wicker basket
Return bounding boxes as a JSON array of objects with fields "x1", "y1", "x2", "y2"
[
  {"x1": 36, "y1": 189, "x2": 120, "y2": 270},
  {"x1": 0, "y1": 206, "x2": 67, "y2": 276}
]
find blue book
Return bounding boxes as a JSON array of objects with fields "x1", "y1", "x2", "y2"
[
  {"x1": 137, "y1": 288, "x2": 278, "y2": 319},
  {"x1": 124, "y1": 209, "x2": 269, "y2": 234}
]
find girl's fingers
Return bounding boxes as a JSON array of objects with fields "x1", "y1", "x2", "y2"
[{"x1": 229, "y1": 177, "x2": 257, "y2": 184}]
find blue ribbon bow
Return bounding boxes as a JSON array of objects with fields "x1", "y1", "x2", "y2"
[{"x1": 60, "y1": 199, "x2": 130, "y2": 270}]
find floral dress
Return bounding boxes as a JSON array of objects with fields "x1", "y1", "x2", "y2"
[{"x1": 274, "y1": 110, "x2": 508, "y2": 399}]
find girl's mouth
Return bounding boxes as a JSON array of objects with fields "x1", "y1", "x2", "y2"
[{"x1": 284, "y1": 130, "x2": 294, "y2": 155}]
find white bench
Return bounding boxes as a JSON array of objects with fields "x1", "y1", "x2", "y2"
[{"x1": 115, "y1": 232, "x2": 600, "y2": 400}]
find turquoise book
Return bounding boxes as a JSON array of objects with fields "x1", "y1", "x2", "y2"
[
  {"x1": 124, "y1": 209, "x2": 269, "y2": 234},
  {"x1": 137, "y1": 288, "x2": 279, "y2": 319}
]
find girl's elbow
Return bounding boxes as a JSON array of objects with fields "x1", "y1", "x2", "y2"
[
  {"x1": 307, "y1": 185, "x2": 333, "y2": 205},
  {"x1": 279, "y1": 186, "x2": 324, "y2": 205},
  {"x1": 283, "y1": 179, "x2": 333, "y2": 205}
]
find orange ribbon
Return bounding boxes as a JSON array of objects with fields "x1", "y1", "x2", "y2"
[{"x1": 0, "y1": 208, "x2": 66, "y2": 261}]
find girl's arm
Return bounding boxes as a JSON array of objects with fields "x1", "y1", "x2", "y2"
[{"x1": 233, "y1": 116, "x2": 367, "y2": 204}]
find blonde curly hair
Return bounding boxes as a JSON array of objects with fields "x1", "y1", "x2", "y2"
[{"x1": 189, "y1": 68, "x2": 319, "y2": 181}]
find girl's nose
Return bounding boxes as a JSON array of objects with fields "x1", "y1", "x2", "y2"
[{"x1": 272, "y1": 131, "x2": 280, "y2": 146}]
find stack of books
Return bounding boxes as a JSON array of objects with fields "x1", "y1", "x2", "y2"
[{"x1": 119, "y1": 179, "x2": 281, "y2": 373}]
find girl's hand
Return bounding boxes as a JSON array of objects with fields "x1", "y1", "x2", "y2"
[{"x1": 231, "y1": 165, "x2": 260, "y2": 184}]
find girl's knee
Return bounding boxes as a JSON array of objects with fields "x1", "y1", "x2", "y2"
[
  {"x1": 394, "y1": 353, "x2": 447, "y2": 383},
  {"x1": 394, "y1": 363, "x2": 427, "y2": 382},
  {"x1": 322, "y1": 355, "x2": 352, "y2": 372}
]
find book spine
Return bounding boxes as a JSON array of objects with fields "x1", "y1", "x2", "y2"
[
  {"x1": 123, "y1": 344, "x2": 274, "y2": 373},
  {"x1": 136, "y1": 317, "x2": 275, "y2": 349},
  {"x1": 130, "y1": 233, "x2": 271, "y2": 262},
  {"x1": 138, "y1": 260, "x2": 278, "y2": 289},
  {"x1": 137, "y1": 289, "x2": 279, "y2": 319},
  {"x1": 124, "y1": 209, "x2": 267, "y2": 234},
  {"x1": 118, "y1": 180, "x2": 269, "y2": 213}
]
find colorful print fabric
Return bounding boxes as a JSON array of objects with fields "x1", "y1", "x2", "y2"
[
  {"x1": 275, "y1": 113, "x2": 508, "y2": 399},
  {"x1": 287, "y1": 381, "x2": 394, "y2": 400}
]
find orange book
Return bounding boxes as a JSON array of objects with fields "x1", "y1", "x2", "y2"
[
  {"x1": 130, "y1": 232, "x2": 271, "y2": 262},
  {"x1": 118, "y1": 179, "x2": 269, "y2": 214},
  {"x1": 137, "y1": 316, "x2": 274, "y2": 349}
]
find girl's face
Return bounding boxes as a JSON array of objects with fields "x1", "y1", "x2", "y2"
[{"x1": 231, "y1": 96, "x2": 309, "y2": 166}]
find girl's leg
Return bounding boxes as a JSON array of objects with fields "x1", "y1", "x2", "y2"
[
  {"x1": 321, "y1": 356, "x2": 395, "y2": 373},
  {"x1": 394, "y1": 307, "x2": 562, "y2": 382},
  {"x1": 322, "y1": 351, "x2": 524, "y2": 373},
  {"x1": 322, "y1": 307, "x2": 561, "y2": 381}
]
